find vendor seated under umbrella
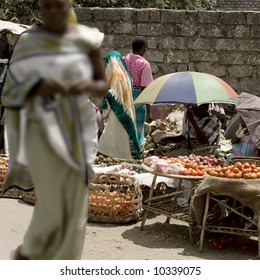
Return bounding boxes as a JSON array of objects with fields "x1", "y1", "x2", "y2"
[{"x1": 184, "y1": 103, "x2": 222, "y2": 147}]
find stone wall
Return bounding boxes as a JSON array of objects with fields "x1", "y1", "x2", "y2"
[
  {"x1": 216, "y1": 0, "x2": 260, "y2": 11},
  {"x1": 76, "y1": 8, "x2": 260, "y2": 96}
]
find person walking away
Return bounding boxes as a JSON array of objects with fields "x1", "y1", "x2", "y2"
[
  {"x1": 98, "y1": 51, "x2": 140, "y2": 159},
  {"x1": 1, "y1": 0, "x2": 107, "y2": 260},
  {"x1": 124, "y1": 38, "x2": 153, "y2": 154}
]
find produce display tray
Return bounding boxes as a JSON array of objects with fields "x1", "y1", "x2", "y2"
[
  {"x1": 143, "y1": 201, "x2": 191, "y2": 223},
  {"x1": 141, "y1": 164, "x2": 204, "y2": 181},
  {"x1": 205, "y1": 225, "x2": 258, "y2": 237}
]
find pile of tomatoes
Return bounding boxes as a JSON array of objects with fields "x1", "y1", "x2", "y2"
[
  {"x1": 207, "y1": 161, "x2": 260, "y2": 179},
  {"x1": 152, "y1": 155, "x2": 225, "y2": 177}
]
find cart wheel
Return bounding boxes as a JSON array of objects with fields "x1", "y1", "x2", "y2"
[{"x1": 189, "y1": 207, "x2": 201, "y2": 245}]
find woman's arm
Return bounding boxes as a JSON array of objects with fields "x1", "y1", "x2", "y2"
[{"x1": 70, "y1": 48, "x2": 108, "y2": 98}]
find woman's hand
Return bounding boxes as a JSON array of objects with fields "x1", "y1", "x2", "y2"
[
  {"x1": 69, "y1": 80, "x2": 108, "y2": 97},
  {"x1": 36, "y1": 79, "x2": 69, "y2": 96}
]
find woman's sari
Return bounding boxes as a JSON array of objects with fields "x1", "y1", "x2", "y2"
[
  {"x1": 99, "y1": 51, "x2": 140, "y2": 159},
  {"x1": 132, "y1": 87, "x2": 146, "y2": 153},
  {"x1": 1, "y1": 24, "x2": 104, "y2": 259}
]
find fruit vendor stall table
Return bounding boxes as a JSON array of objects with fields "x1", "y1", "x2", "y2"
[
  {"x1": 192, "y1": 174, "x2": 260, "y2": 258},
  {"x1": 140, "y1": 163, "x2": 204, "y2": 243}
]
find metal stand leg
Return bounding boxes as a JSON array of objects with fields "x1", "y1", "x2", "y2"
[
  {"x1": 199, "y1": 192, "x2": 210, "y2": 253},
  {"x1": 257, "y1": 213, "x2": 260, "y2": 259},
  {"x1": 189, "y1": 182, "x2": 198, "y2": 244},
  {"x1": 140, "y1": 174, "x2": 157, "y2": 231},
  {"x1": 165, "y1": 179, "x2": 183, "y2": 224}
]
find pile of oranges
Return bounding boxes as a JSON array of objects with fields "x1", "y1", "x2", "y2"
[
  {"x1": 89, "y1": 190, "x2": 139, "y2": 217},
  {"x1": 207, "y1": 161, "x2": 260, "y2": 179}
]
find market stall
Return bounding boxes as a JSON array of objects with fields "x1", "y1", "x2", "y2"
[
  {"x1": 193, "y1": 158, "x2": 260, "y2": 258},
  {"x1": 139, "y1": 154, "x2": 226, "y2": 242}
]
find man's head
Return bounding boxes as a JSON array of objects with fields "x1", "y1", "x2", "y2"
[
  {"x1": 132, "y1": 38, "x2": 147, "y2": 57},
  {"x1": 192, "y1": 104, "x2": 209, "y2": 118}
]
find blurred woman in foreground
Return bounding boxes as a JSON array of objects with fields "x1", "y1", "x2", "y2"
[{"x1": 2, "y1": 0, "x2": 107, "y2": 259}]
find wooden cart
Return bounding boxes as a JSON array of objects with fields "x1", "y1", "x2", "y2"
[{"x1": 140, "y1": 163, "x2": 203, "y2": 243}]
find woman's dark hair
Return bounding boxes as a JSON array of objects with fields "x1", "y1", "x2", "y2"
[{"x1": 132, "y1": 38, "x2": 146, "y2": 52}]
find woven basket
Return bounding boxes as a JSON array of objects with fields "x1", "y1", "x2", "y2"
[
  {"x1": 141, "y1": 182, "x2": 175, "y2": 204},
  {"x1": 0, "y1": 166, "x2": 7, "y2": 185},
  {"x1": 88, "y1": 173, "x2": 143, "y2": 224},
  {"x1": 231, "y1": 156, "x2": 260, "y2": 166}
]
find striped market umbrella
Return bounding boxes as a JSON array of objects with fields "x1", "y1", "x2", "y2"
[{"x1": 135, "y1": 71, "x2": 238, "y2": 105}]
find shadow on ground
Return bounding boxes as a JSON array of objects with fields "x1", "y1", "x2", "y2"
[{"x1": 120, "y1": 220, "x2": 258, "y2": 260}]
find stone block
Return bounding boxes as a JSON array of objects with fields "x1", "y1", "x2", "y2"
[
  {"x1": 198, "y1": 11, "x2": 221, "y2": 24},
  {"x1": 227, "y1": 25, "x2": 250, "y2": 38},
  {"x1": 160, "y1": 37, "x2": 187, "y2": 50},
  {"x1": 145, "y1": 50, "x2": 165, "y2": 63},
  {"x1": 150, "y1": 10, "x2": 161, "y2": 23},
  {"x1": 161, "y1": 10, "x2": 187, "y2": 24},
  {"x1": 119, "y1": 8, "x2": 136, "y2": 22},
  {"x1": 220, "y1": 12, "x2": 247, "y2": 25},
  {"x1": 103, "y1": 35, "x2": 116, "y2": 48},
  {"x1": 166, "y1": 50, "x2": 189, "y2": 64},
  {"x1": 195, "y1": 63, "x2": 227, "y2": 77},
  {"x1": 246, "y1": 53, "x2": 260, "y2": 65},
  {"x1": 137, "y1": 24, "x2": 162, "y2": 36},
  {"x1": 175, "y1": 24, "x2": 197, "y2": 37},
  {"x1": 198, "y1": 24, "x2": 225, "y2": 38},
  {"x1": 159, "y1": 64, "x2": 177, "y2": 75},
  {"x1": 146, "y1": 37, "x2": 158, "y2": 49},
  {"x1": 219, "y1": 53, "x2": 246, "y2": 65},
  {"x1": 176, "y1": 64, "x2": 190, "y2": 72},
  {"x1": 150, "y1": 62, "x2": 159, "y2": 74},
  {"x1": 215, "y1": 39, "x2": 237, "y2": 51},
  {"x1": 188, "y1": 38, "x2": 211, "y2": 50},
  {"x1": 93, "y1": 8, "x2": 120, "y2": 21},
  {"x1": 113, "y1": 22, "x2": 136, "y2": 35},
  {"x1": 251, "y1": 25, "x2": 260, "y2": 38},
  {"x1": 94, "y1": 21, "x2": 114, "y2": 34},
  {"x1": 238, "y1": 40, "x2": 260, "y2": 51},
  {"x1": 137, "y1": 10, "x2": 150, "y2": 22},
  {"x1": 162, "y1": 24, "x2": 175, "y2": 36},
  {"x1": 239, "y1": 78, "x2": 260, "y2": 94},
  {"x1": 228, "y1": 66, "x2": 254, "y2": 78},
  {"x1": 189, "y1": 51, "x2": 218, "y2": 63},
  {"x1": 247, "y1": 12, "x2": 260, "y2": 25},
  {"x1": 75, "y1": 8, "x2": 92, "y2": 22}
]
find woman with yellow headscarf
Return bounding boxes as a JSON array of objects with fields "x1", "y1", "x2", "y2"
[{"x1": 2, "y1": 0, "x2": 107, "y2": 259}]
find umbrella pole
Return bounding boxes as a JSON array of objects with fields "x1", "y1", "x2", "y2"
[{"x1": 187, "y1": 121, "x2": 192, "y2": 151}]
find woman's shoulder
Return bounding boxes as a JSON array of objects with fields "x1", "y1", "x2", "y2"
[{"x1": 72, "y1": 24, "x2": 104, "y2": 51}]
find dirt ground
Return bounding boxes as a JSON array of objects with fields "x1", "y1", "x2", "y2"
[{"x1": 0, "y1": 198, "x2": 258, "y2": 260}]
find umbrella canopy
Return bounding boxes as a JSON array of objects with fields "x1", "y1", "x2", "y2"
[
  {"x1": 235, "y1": 92, "x2": 260, "y2": 149},
  {"x1": 135, "y1": 71, "x2": 238, "y2": 105}
]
